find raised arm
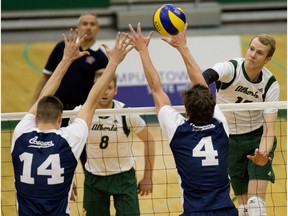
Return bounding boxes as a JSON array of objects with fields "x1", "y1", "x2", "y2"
[
  {"x1": 28, "y1": 29, "x2": 90, "y2": 115},
  {"x1": 162, "y1": 23, "x2": 207, "y2": 87},
  {"x1": 129, "y1": 23, "x2": 171, "y2": 113},
  {"x1": 77, "y1": 33, "x2": 133, "y2": 128}
]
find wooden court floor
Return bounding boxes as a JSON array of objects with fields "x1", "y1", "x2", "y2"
[{"x1": 1, "y1": 34, "x2": 287, "y2": 215}]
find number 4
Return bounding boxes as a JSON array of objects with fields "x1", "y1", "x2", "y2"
[
  {"x1": 192, "y1": 136, "x2": 219, "y2": 166},
  {"x1": 20, "y1": 152, "x2": 64, "y2": 185}
]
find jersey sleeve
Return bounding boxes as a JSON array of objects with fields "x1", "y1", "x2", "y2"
[
  {"x1": 69, "y1": 105, "x2": 82, "y2": 125},
  {"x1": 62, "y1": 118, "x2": 89, "y2": 159},
  {"x1": 263, "y1": 81, "x2": 280, "y2": 114},
  {"x1": 12, "y1": 114, "x2": 36, "y2": 151},
  {"x1": 212, "y1": 60, "x2": 236, "y2": 83},
  {"x1": 214, "y1": 105, "x2": 229, "y2": 136},
  {"x1": 158, "y1": 105, "x2": 185, "y2": 143},
  {"x1": 126, "y1": 113, "x2": 146, "y2": 134}
]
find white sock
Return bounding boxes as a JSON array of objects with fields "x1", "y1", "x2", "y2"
[
  {"x1": 238, "y1": 204, "x2": 248, "y2": 216},
  {"x1": 247, "y1": 196, "x2": 267, "y2": 216}
]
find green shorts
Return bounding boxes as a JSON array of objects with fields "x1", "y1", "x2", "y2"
[
  {"x1": 83, "y1": 168, "x2": 140, "y2": 216},
  {"x1": 228, "y1": 127, "x2": 277, "y2": 196}
]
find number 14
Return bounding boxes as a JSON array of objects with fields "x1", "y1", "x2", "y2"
[{"x1": 19, "y1": 152, "x2": 64, "y2": 185}]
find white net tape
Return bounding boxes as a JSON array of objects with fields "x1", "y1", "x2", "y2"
[{"x1": 1, "y1": 101, "x2": 287, "y2": 121}]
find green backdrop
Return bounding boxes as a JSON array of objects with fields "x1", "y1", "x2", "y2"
[{"x1": 2, "y1": 0, "x2": 110, "y2": 11}]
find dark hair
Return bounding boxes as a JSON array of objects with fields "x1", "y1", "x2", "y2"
[
  {"x1": 181, "y1": 84, "x2": 215, "y2": 125},
  {"x1": 36, "y1": 96, "x2": 63, "y2": 123},
  {"x1": 250, "y1": 34, "x2": 276, "y2": 58}
]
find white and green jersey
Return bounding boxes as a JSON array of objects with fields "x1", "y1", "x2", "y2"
[
  {"x1": 73, "y1": 100, "x2": 146, "y2": 175},
  {"x1": 212, "y1": 58, "x2": 279, "y2": 134}
]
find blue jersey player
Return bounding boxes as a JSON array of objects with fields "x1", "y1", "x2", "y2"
[
  {"x1": 11, "y1": 29, "x2": 133, "y2": 216},
  {"x1": 129, "y1": 23, "x2": 238, "y2": 216}
]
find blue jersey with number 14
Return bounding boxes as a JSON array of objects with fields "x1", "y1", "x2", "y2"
[
  {"x1": 11, "y1": 114, "x2": 88, "y2": 216},
  {"x1": 158, "y1": 105, "x2": 235, "y2": 213}
]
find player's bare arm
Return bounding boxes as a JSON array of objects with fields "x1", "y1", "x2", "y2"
[
  {"x1": 162, "y1": 23, "x2": 206, "y2": 87},
  {"x1": 129, "y1": 23, "x2": 171, "y2": 112}
]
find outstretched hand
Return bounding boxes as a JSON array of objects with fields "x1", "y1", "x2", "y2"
[
  {"x1": 62, "y1": 28, "x2": 90, "y2": 61},
  {"x1": 102, "y1": 32, "x2": 134, "y2": 63},
  {"x1": 247, "y1": 148, "x2": 271, "y2": 166},
  {"x1": 128, "y1": 23, "x2": 154, "y2": 52},
  {"x1": 162, "y1": 23, "x2": 188, "y2": 49}
]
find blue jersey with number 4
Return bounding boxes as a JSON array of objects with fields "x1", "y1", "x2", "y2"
[
  {"x1": 158, "y1": 105, "x2": 235, "y2": 213},
  {"x1": 11, "y1": 114, "x2": 88, "y2": 216}
]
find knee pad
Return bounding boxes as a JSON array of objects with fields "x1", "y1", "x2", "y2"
[{"x1": 247, "y1": 196, "x2": 266, "y2": 216}]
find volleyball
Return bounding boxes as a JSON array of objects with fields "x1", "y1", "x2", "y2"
[{"x1": 153, "y1": 4, "x2": 186, "y2": 37}]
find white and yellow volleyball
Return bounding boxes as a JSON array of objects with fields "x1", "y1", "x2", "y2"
[{"x1": 153, "y1": 4, "x2": 186, "y2": 37}]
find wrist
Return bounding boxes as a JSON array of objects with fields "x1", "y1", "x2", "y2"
[
  {"x1": 138, "y1": 48, "x2": 149, "y2": 54},
  {"x1": 61, "y1": 57, "x2": 73, "y2": 64},
  {"x1": 177, "y1": 45, "x2": 189, "y2": 52}
]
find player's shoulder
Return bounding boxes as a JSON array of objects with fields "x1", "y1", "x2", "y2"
[
  {"x1": 261, "y1": 66, "x2": 277, "y2": 79},
  {"x1": 14, "y1": 114, "x2": 36, "y2": 134},
  {"x1": 113, "y1": 100, "x2": 126, "y2": 108},
  {"x1": 62, "y1": 118, "x2": 88, "y2": 137},
  {"x1": 229, "y1": 57, "x2": 244, "y2": 67},
  {"x1": 159, "y1": 105, "x2": 185, "y2": 123}
]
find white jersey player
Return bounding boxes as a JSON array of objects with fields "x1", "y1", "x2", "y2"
[
  {"x1": 75, "y1": 70, "x2": 155, "y2": 216},
  {"x1": 203, "y1": 34, "x2": 279, "y2": 216}
]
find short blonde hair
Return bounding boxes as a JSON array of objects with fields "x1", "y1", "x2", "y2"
[
  {"x1": 250, "y1": 34, "x2": 276, "y2": 58},
  {"x1": 94, "y1": 69, "x2": 117, "y2": 87}
]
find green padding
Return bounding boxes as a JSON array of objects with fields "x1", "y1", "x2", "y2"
[
  {"x1": 1, "y1": 121, "x2": 19, "y2": 131},
  {"x1": 2, "y1": 0, "x2": 110, "y2": 11},
  {"x1": 278, "y1": 109, "x2": 287, "y2": 119}
]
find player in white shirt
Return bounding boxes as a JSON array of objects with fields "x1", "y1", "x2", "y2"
[
  {"x1": 74, "y1": 69, "x2": 155, "y2": 216},
  {"x1": 203, "y1": 34, "x2": 279, "y2": 216}
]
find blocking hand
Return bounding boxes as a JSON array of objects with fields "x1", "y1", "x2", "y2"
[
  {"x1": 62, "y1": 28, "x2": 90, "y2": 62},
  {"x1": 102, "y1": 32, "x2": 134, "y2": 64},
  {"x1": 162, "y1": 23, "x2": 188, "y2": 49},
  {"x1": 128, "y1": 22, "x2": 153, "y2": 52}
]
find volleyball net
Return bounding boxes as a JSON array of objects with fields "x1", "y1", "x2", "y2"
[{"x1": 1, "y1": 101, "x2": 287, "y2": 216}]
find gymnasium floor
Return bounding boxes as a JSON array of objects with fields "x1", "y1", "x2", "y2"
[{"x1": 1, "y1": 21, "x2": 287, "y2": 215}]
